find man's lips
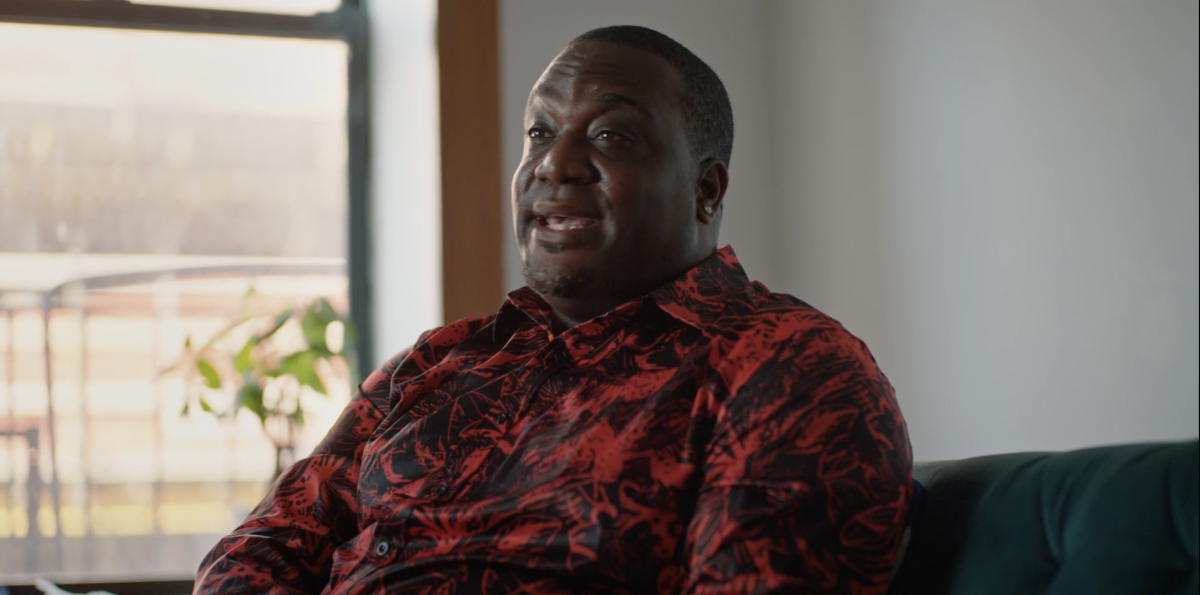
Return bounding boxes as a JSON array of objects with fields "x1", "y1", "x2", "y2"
[
  {"x1": 528, "y1": 211, "x2": 603, "y2": 249},
  {"x1": 527, "y1": 199, "x2": 603, "y2": 243},
  {"x1": 538, "y1": 215, "x2": 600, "y2": 231}
]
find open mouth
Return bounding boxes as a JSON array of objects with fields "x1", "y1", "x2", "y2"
[{"x1": 538, "y1": 215, "x2": 600, "y2": 231}]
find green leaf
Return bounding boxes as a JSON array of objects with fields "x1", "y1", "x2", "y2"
[
  {"x1": 181, "y1": 401, "x2": 190, "y2": 416},
  {"x1": 184, "y1": 336, "x2": 192, "y2": 349},
  {"x1": 239, "y1": 284, "x2": 258, "y2": 318},
  {"x1": 313, "y1": 297, "x2": 337, "y2": 317},
  {"x1": 282, "y1": 351, "x2": 327, "y2": 395},
  {"x1": 234, "y1": 338, "x2": 257, "y2": 374},
  {"x1": 301, "y1": 309, "x2": 331, "y2": 352},
  {"x1": 260, "y1": 308, "x2": 294, "y2": 341},
  {"x1": 302, "y1": 299, "x2": 343, "y2": 351},
  {"x1": 292, "y1": 405, "x2": 306, "y2": 427},
  {"x1": 234, "y1": 383, "x2": 267, "y2": 424},
  {"x1": 199, "y1": 398, "x2": 215, "y2": 413},
  {"x1": 196, "y1": 359, "x2": 221, "y2": 389}
]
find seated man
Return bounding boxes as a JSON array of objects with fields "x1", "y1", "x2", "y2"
[{"x1": 196, "y1": 25, "x2": 912, "y2": 595}]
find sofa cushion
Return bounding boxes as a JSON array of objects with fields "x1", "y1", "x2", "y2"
[{"x1": 890, "y1": 440, "x2": 1198, "y2": 595}]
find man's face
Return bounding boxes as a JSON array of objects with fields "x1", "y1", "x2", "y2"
[{"x1": 512, "y1": 41, "x2": 703, "y2": 307}]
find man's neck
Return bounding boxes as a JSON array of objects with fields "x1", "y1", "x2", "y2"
[
  {"x1": 541, "y1": 293, "x2": 629, "y2": 332},
  {"x1": 538, "y1": 247, "x2": 718, "y2": 331}
]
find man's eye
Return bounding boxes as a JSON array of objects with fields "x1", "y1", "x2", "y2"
[
  {"x1": 527, "y1": 127, "x2": 550, "y2": 139},
  {"x1": 593, "y1": 130, "x2": 623, "y2": 142}
]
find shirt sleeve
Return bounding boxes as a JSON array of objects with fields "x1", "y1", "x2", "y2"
[
  {"x1": 193, "y1": 347, "x2": 413, "y2": 594},
  {"x1": 683, "y1": 324, "x2": 913, "y2": 595}
]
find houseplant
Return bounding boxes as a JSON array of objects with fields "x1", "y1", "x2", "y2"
[{"x1": 168, "y1": 291, "x2": 357, "y2": 479}]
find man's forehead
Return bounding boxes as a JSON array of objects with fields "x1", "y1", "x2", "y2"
[{"x1": 527, "y1": 42, "x2": 682, "y2": 111}]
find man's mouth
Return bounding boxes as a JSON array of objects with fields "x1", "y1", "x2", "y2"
[{"x1": 538, "y1": 215, "x2": 599, "y2": 231}]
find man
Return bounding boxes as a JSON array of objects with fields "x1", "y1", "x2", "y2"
[{"x1": 196, "y1": 25, "x2": 912, "y2": 594}]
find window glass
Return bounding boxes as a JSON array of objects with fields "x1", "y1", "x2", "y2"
[{"x1": 0, "y1": 22, "x2": 350, "y2": 581}]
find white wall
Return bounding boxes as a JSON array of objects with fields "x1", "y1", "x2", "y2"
[
  {"x1": 368, "y1": 0, "x2": 442, "y2": 362},
  {"x1": 497, "y1": 0, "x2": 1199, "y2": 460},
  {"x1": 499, "y1": 0, "x2": 780, "y2": 292},
  {"x1": 768, "y1": 0, "x2": 1199, "y2": 459}
]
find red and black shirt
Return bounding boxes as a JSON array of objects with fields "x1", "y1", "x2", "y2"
[{"x1": 195, "y1": 247, "x2": 913, "y2": 594}]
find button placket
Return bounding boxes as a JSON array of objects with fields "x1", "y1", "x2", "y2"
[
  {"x1": 508, "y1": 343, "x2": 565, "y2": 414},
  {"x1": 549, "y1": 346, "x2": 571, "y2": 368},
  {"x1": 450, "y1": 339, "x2": 594, "y2": 498},
  {"x1": 427, "y1": 481, "x2": 450, "y2": 499}
]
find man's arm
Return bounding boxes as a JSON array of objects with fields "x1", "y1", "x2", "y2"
[
  {"x1": 684, "y1": 326, "x2": 913, "y2": 595},
  {"x1": 194, "y1": 348, "x2": 412, "y2": 594}
]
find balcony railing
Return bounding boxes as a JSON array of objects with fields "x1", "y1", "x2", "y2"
[{"x1": 1, "y1": 260, "x2": 350, "y2": 583}]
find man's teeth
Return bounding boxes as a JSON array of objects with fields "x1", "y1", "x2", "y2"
[{"x1": 543, "y1": 215, "x2": 593, "y2": 231}]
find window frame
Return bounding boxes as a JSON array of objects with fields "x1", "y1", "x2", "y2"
[{"x1": 0, "y1": 0, "x2": 376, "y2": 376}]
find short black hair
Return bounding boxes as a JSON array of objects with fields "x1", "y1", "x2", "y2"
[{"x1": 572, "y1": 25, "x2": 734, "y2": 167}]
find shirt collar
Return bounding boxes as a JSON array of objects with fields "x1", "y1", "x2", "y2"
[
  {"x1": 648, "y1": 245, "x2": 750, "y2": 331},
  {"x1": 493, "y1": 245, "x2": 750, "y2": 342}
]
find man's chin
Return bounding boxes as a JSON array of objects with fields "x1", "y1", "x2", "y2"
[{"x1": 521, "y1": 260, "x2": 594, "y2": 299}]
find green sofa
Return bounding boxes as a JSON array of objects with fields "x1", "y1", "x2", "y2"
[{"x1": 890, "y1": 440, "x2": 1199, "y2": 595}]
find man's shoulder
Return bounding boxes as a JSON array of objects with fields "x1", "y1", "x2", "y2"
[
  {"x1": 718, "y1": 283, "x2": 851, "y2": 339},
  {"x1": 399, "y1": 314, "x2": 499, "y2": 363},
  {"x1": 706, "y1": 285, "x2": 890, "y2": 404},
  {"x1": 712, "y1": 283, "x2": 876, "y2": 369},
  {"x1": 364, "y1": 314, "x2": 499, "y2": 390}
]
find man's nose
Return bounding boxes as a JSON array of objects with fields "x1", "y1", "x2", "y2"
[{"x1": 533, "y1": 134, "x2": 596, "y2": 185}]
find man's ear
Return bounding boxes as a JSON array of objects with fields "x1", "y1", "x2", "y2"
[{"x1": 695, "y1": 157, "x2": 729, "y2": 224}]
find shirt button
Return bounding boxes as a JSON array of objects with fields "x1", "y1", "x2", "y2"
[
  {"x1": 375, "y1": 539, "x2": 390, "y2": 557},
  {"x1": 495, "y1": 413, "x2": 511, "y2": 426}
]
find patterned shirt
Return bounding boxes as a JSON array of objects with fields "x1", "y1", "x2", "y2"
[{"x1": 195, "y1": 247, "x2": 913, "y2": 595}]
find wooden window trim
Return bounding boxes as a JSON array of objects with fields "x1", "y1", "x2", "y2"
[{"x1": 438, "y1": 0, "x2": 505, "y2": 322}]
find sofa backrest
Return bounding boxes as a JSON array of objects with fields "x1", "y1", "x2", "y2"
[{"x1": 889, "y1": 440, "x2": 1198, "y2": 595}]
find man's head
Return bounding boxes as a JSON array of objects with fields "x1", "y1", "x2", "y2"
[{"x1": 511, "y1": 25, "x2": 734, "y2": 327}]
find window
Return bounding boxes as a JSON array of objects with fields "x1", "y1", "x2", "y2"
[{"x1": 0, "y1": 0, "x2": 369, "y2": 583}]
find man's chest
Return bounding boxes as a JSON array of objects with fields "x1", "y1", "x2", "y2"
[
  {"x1": 351, "y1": 325, "x2": 721, "y2": 580},
  {"x1": 361, "y1": 331, "x2": 717, "y2": 497}
]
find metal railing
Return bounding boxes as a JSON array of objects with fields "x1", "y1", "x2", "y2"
[{"x1": 0, "y1": 261, "x2": 348, "y2": 582}]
